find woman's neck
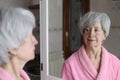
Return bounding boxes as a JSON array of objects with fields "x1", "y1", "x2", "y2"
[
  {"x1": 85, "y1": 46, "x2": 102, "y2": 59},
  {"x1": 85, "y1": 45, "x2": 102, "y2": 71},
  {"x1": 2, "y1": 57, "x2": 26, "y2": 80}
]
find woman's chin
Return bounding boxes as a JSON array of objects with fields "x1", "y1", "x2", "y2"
[
  {"x1": 31, "y1": 54, "x2": 35, "y2": 60},
  {"x1": 86, "y1": 44, "x2": 97, "y2": 48},
  {"x1": 28, "y1": 54, "x2": 35, "y2": 61}
]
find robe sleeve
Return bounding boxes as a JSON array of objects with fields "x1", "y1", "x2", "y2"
[
  {"x1": 116, "y1": 67, "x2": 120, "y2": 80},
  {"x1": 62, "y1": 62, "x2": 74, "y2": 80},
  {"x1": 115, "y1": 62, "x2": 120, "y2": 80},
  {"x1": 110, "y1": 54, "x2": 120, "y2": 80}
]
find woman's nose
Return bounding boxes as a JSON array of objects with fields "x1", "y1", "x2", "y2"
[
  {"x1": 33, "y1": 36, "x2": 38, "y2": 45},
  {"x1": 89, "y1": 29, "x2": 95, "y2": 37}
]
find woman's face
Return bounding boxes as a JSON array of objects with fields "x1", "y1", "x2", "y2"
[
  {"x1": 14, "y1": 33, "x2": 38, "y2": 62},
  {"x1": 83, "y1": 22, "x2": 106, "y2": 48}
]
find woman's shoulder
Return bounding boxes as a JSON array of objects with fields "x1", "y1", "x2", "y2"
[
  {"x1": 108, "y1": 53, "x2": 120, "y2": 77},
  {"x1": 64, "y1": 46, "x2": 85, "y2": 64},
  {"x1": 64, "y1": 49, "x2": 80, "y2": 65},
  {"x1": 102, "y1": 46, "x2": 120, "y2": 63},
  {"x1": 107, "y1": 52, "x2": 120, "y2": 72},
  {"x1": 108, "y1": 53, "x2": 120, "y2": 64},
  {"x1": 0, "y1": 67, "x2": 15, "y2": 80}
]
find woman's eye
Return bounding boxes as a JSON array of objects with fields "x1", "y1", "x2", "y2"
[
  {"x1": 95, "y1": 29, "x2": 101, "y2": 32},
  {"x1": 95, "y1": 29, "x2": 98, "y2": 32},
  {"x1": 85, "y1": 28, "x2": 90, "y2": 32}
]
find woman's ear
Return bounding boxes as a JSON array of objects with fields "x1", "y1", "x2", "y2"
[{"x1": 8, "y1": 48, "x2": 17, "y2": 56}]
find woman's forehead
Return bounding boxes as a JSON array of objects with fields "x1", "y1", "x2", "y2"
[{"x1": 85, "y1": 22, "x2": 102, "y2": 28}]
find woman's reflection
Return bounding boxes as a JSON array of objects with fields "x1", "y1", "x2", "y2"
[{"x1": 62, "y1": 11, "x2": 120, "y2": 80}]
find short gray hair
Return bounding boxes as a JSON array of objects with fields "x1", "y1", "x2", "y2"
[
  {"x1": 79, "y1": 11, "x2": 111, "y2": 37},
  {"x1": 0, "y1": 7, "x2": 35, "y2": 65}
]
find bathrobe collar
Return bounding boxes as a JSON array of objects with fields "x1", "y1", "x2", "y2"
[
  {"x1": 79, "y1": 45, "x2": 109, "y2": 80},
  {"x1": 0, "y1": 67, "x2": 30, "y2": 80}
]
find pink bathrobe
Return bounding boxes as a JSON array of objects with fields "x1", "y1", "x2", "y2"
[
  {"x1": 62, "y1": 45, "x2": 120, "y2": 80},
  {"x1": 0, "y1": 67, "x2": 30, "y2": 80}
]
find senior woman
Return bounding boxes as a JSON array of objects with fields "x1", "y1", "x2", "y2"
[
  {"x1": 0, "y1": 7, "x2": 38, "y2": 80},
  {"x1": 62, "y1": 11, "x2": 120, "y2": 80}
]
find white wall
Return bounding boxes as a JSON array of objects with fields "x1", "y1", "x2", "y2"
[{"x1": 91, "y1": 0, "x2": 120, "y2": 58}]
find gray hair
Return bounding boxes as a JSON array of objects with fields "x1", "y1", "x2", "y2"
[
  {"x1": 0, "y1": 7, "x2": 35, "y2": 65},
  {"x1": 79, "y1": 11, "x2": 111, "y2": 37}
]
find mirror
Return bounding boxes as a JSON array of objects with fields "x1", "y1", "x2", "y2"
[
  {"x1": 41, "y1": 0, "x2": 120, "y2": 80},
  {"x1": 48, "y1": 0, "x2": 88, "y2": 79},
  {"x1": 40, "y1": 0, "x2": 89, "y2": 79}
]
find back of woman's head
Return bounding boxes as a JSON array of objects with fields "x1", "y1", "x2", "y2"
[{"x1": 0, "y1": 7, "x2": 35, "y2": 65}]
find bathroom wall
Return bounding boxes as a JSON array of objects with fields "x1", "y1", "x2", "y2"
[
  {"x1": 49, "y1": 0, "x2": 63, "y2": 53},
  {"x1": 91, "y1": 0, "x2": 120, "y2": 58},
  {"x1": 48, "y1": 0, "x2": 64, "y2": 78}
]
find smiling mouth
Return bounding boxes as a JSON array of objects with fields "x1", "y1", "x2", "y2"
[
  {"x1": 88, "y1": 39, "x2": 94, "y2": 41},
  {"x1": 87, "y1": 39, "x2": 96, "y2": 42}
]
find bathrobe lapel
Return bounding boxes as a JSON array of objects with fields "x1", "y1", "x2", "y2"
[
  {"x1": 96, "y1": 47, "x2": 109, "y2": 80},
  {"x1": 79, "y1": 46, "x2": 109, "y2": 80}
]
